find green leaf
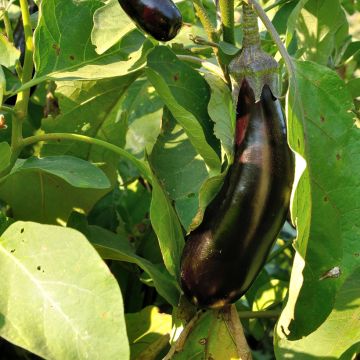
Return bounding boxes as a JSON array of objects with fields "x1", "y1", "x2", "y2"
[
  {"x1": 205, "y1": 73, "x2": 235, "y2": 162},
  {"x1": 0, "y1": 158, "x2": 111, "y2": 223},
  {"x1": 11, "y1": 156, "x2": 110, "y2": 189},
  {"x1": 0, "y1": 34, "x2": 20, "y2": 68},
  {"x1": 293, "y1": 0, "x2": 348, "y2": 64},
  {"x1": 172, "y1": 310, "x2": 241, "y2": 360},
  {"x1": 275, "y1": 267, "x2": 360, "y2": 359},
  {"x1": 32, "y1": 0, "x2": 146, "y2": 85},
  {"x1": 0, "y1": 142, "x2": 11, "y2": 174},
  {"x1": 149, "y1": 111, "x2": 227, "y2": 232},
  {"x1": 252, "y1": 279, "x2": 287, "y2": 311},
  {"x1": 91, "y1": 0, "x2": 136, "y2": 55},
  {"x1": 149, "y1": 117, "x2": 209, "y2": 231},
  {"x1": 150, "y1": 169, "x2": 185, "y2": 280},
  {"x1": 347, "y1": 78, "x2": 360, "y2": 99},
  {"x1": 41, "y1": 72, "x2": 141, "y2": 159},
  {"x1": 123, "y1": 79, "x2": 164, "y2": 157},
  {"x1": 126, "y1": 306, "x2": 172, "y2": 359},
  {"x1": 78, "y1": 220, "x2": 180, "y2": 307},
  {"x1": 146, "y1": 46, "x2": 221, "y2": 173},
  {"x1": 275, "y1": 60, "x2": 359, "y2": 350},
  {"x1": 0, "y1": 221, "x2": 129, "y2": 360}
]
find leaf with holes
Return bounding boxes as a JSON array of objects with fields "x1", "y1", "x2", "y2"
[{"x1": 0, "y1": 221, "x2": 129, "y2": 360}]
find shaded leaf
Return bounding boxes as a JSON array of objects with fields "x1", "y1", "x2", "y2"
[
  {"x1": 0, "y1": 142, "x2": 11, "y2": 174},
  {"x1": 41, "y1": 71, "x2": 142, "y2": 159},
  {"x1": 294, "y1": 0, "x2": 348, "y2": 64},
  {"x1": 205, "y1": 73, "x2": 235, "y2": 162},
  {"x1": 76, "y1": 219, "x2": 180, "y2": 307},
  {"x1": 149, "y1": 117, "x2": 209, "y2": 231},
  {"x1": 126, "y1": 306, "x2": 172, "y2": 360},
  {"x1": 0, "y1": 158, "x2": 112, "y2": 224},
  {"x1": 147, "y1": 46, "x2": 221, "y2": 173},
  {"x1": 150, "y1": 169, "x2": 185, "y2": 280}
]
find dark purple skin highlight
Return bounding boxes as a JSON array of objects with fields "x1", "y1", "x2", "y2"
[
  {"x1": 180, "y1": 81, "x2": 294, "y2": 309},
  {"x1": 118, "y1": 0, "x2": 182, "y2": 41}
]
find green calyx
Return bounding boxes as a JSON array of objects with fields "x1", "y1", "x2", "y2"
[{"x1": 229, "y1": 3, "x2": 279, "y2": 103}]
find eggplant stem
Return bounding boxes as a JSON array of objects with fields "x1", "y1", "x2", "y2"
[
  {"x1": 163, "y1": 311, "x2": 201, "y2": 360},
  {"x1": 224, "y1": 305, "x2": 253, "y2": 359},
  {"x1": 248, "y1": 0, "x2": 295, "y2": 78}
]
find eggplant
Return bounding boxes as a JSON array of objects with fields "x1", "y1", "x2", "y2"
[
  {"x1": 180, "y1": 80, "x2": 294, "y2": 309},
  {"x1": 118, "y1": 0, "x2": 182, "y2": 41}
]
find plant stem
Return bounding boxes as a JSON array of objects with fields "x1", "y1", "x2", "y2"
[
  {"x1": 192, "y1": 0, "x2": 231, "y2": 85},
  {"x1": 267, "y1": 240, "x2": 293, "y2": 263},
  {"x1": 248, "y1": 0, "x2": 295, "y2": 78},
  {"x1": 238, "y1": 309, "x2": 281, "y2": 319},
  {"x1": 177, "y1": 54, "x2": 225, "y2": 79},
  {"x1": 193, "y1": 0, "x2": 218, "y2": 42},
  {"x1": 219, "y1": 0, "x2": 235, "y2": 45},
  {"x1": 0, "y1": 105, "x2": 15, "y2": 114},
  {"x1": 12, "y1": 0, "x2": 34, "y2": 150},
  {"x1": 226, "y1": 305, "x2": 253, "y2": 359},
  {"x1": 20, "y1": 133, "x2": 152, "y2": 181}
]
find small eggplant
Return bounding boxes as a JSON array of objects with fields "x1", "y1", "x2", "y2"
[
  {"x1": 118, "y1": 0, "x2": 182, "y2": 41},
  {"x1": 180, "y1": 80, "x2": 294, "y2": 308}
]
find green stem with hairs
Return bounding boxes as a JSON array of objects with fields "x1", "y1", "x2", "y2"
[
  {"x1": 219, "y1": 0, "x2": 235, "y2": 45},
  {"x1": 248, "y1": 0, "x2": 295, "y2": 78},
  {"x1": 20, "y1": 133, "x2": 152, "y2": 181},
  {"x1": 192, "y1": 0, "x2": 218, "y2": 42},
  {"x1": 192, "y1": 0, "x2": 231, "y2": 84},
  {"x1": 12, "y1": 0, "x2": 34, "y2": 152}
]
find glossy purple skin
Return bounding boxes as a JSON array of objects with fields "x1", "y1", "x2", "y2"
[
  {"x1": 118, "y1": 0, "x2": 182, "y2": 41},
  {"x1": 180, "y1": 83, "x2": 294, "y2": 309}
]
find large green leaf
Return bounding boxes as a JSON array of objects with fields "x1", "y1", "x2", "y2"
[
  {"x1": 275, "y1": 60, "x2": 359, "y2": 353},
  {"x1": 0, "y1": 157, "x2": 112, "y2": 224},
  {"x1": 0, "y1": 221, "x2": 129, "y2": 360},
  {"x1": 32, "y1": 0, "x2": 146, "y2": 86},
  {"x1": 146, "y1": 46, "x2": 221, "y2": 173}
]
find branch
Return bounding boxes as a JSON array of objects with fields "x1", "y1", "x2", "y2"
[{"x1": 20, "y1": 133, "x2": 152, "y2": 182}]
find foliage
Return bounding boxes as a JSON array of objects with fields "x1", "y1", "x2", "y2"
[{"x1": 0, "y1": 0, "x2": 359, "y2": 359}]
